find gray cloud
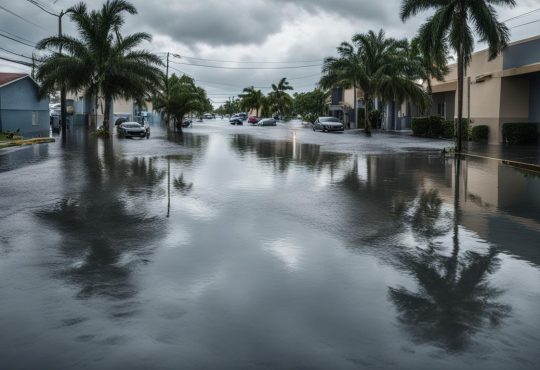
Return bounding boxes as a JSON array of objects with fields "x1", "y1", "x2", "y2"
[
  {"x1": 1, "y1": 0, "x2": 537, "y2": 103},
  {"x1": 272, "y1": 0, "x2": 391, "y2": 21}
]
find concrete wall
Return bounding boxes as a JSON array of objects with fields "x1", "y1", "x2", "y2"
[{"x1": 0, "y1": 77, "x2": 49, "y2": 137}]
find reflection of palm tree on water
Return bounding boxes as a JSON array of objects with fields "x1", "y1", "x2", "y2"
[{"x1": 389, "y1": 158, "x2": 510, "y2": 351}]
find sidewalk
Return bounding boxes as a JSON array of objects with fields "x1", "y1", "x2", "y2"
[{"x1": 464, "y1": 142, "x2": 540, "y2": 168}]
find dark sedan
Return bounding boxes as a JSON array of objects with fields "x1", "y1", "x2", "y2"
[
  {"x1": 313, "y1": 117, "x2": 344, "y2": 132},
  {"x1": 117, "y1": 122, "x2": 148, "y2": 138}
]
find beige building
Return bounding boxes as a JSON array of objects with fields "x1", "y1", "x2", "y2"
[{"x1": 430, "y1": 35, "x2": 540, "y2": 144}]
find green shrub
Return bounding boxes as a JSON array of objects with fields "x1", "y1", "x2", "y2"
[
  {"x1": 502, "y1": 123, "x2": 538, "y2": 144},
  {"x1": 442, "y1": 119, "x2": 469, "y2": 140},
  {"x1": 411, "y1": 116, "x2": 443, "y2": 137},
  {"x1": 471, "y1": 125, "x2": 489, "y2": 142},
  {"x1": 94, "y1": 126, "x2": 111, "y2": 138}
]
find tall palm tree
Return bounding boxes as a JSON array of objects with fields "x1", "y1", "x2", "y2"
[
  {"x1": 239, "y1": 86, "x2": 264, "y2": 116},
  {"x1": 271, "y1": 78, "x2": 294, "y2": 118},
  {"x1": 320, "y1": 42, "x2": 363, "y2": 130},
  {"x1": 400, "y1": 0, "x2": 515, "y2": 152},
  {"x1": 321, "y1": 30, "x2": 428, "y2": 134},
  {"x1": 36, "y1": 0, "x2": 163, "y2": 132}
]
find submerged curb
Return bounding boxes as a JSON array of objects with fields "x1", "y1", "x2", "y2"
[{"x1": 0, "y1": 137, "x2": 55, "y2": 149}]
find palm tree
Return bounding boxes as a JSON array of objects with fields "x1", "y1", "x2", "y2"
[
  {"x1": 36, "y1": 0, "x2": 163, "y2": 132},
  {"x1": 239, "y1": 86, "x2": 264, "y2": 116},
  {"x1": 320, "y1": 42, "x2": 363, "y2": 130},
  {"x1": 271, "y1": 78, "x2": 294, "y2": 118},
  {"x1": 153, "y1": 74, "x2": 210, "y2": 133},
  {"x1": 400, "y1": 0, "x2": 515, "y2": 152},
  {"x1": 408, "y1": 37, "x2": 449, "y2": 97},
  {"x1": 321, "y1": 30, "x2": 428, "y2": 134}
]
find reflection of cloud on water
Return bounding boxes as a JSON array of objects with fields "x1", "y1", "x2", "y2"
[{"x1": 263, "y1": 238, "x2": 302, "y2": 271}]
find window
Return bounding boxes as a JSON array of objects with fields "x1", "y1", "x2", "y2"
[
  {"x1": 437, "y1": 102, "x2": 446, "y2": 118},
  {"x1": 32, "y1": 111, "x2": 39, "y2": 126}
]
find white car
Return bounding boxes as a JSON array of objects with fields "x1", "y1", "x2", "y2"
[{"x1": 117, "y1": 122, "x2": 149, "y2": 139}]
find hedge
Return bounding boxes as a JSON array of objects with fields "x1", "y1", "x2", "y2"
[
  {"x1": 411, "y1": 116, "x2": 443, "y2": 137},
  {"x1": 412, "y1": 116, "x2": 470, "y2": 139},
  {"x1": 502, "y1": 123, "x2": 538, "y2": 144},
  {"x1": 471, "y1": 125, "x2": 489, "y2": 142},
  {"x1": 443, "y1": 119, "x2": 469, "y2": 139}
]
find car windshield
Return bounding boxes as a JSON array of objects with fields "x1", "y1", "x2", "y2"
[
  {"x1": 320, "y1": 117, "x2": 340, "y2": 123},
  {"x1": 123, "y1": 123, "x2": 142, "y2": 128}
]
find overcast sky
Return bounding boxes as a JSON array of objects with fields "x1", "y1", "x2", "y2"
[{"x1": 1, "y1": 0, "x2": 540, "y2": 106}]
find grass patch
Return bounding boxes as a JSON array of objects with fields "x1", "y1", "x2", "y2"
[{"x1": 0, "y1": 132, "x2": 24, "y2": 142}]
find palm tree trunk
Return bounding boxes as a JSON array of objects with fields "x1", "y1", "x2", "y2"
[
  {"x1": 364, "y1": 93, "x2": 371, "y2": 135},
  {"x1": 457, "y1": 46, "x2": 464, "y2": 153},
  {"x1": 353, "y1": 85, "x2": 357, "y2": 130},
  {"x1": 103, "y1": 95, "x2": 113, "y2": 132}
]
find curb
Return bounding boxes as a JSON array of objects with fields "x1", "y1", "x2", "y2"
[{"x1": 0, "y1": 137, "x2": 55, "y2": 150}]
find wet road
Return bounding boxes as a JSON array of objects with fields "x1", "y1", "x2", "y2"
[{"x1": 1, "y1": 120, "x2": 539, "y2": 370}]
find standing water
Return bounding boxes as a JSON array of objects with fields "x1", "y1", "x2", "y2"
[{"x1": 0, "y1": 124, "x2": 539, "y2": 369}]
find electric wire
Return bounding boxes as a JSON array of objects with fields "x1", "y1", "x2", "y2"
[{"x1": 0, "y1": 4, "x2": 50, "y2": 32}]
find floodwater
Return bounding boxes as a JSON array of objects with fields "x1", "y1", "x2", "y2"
[{"x1": 0, "y1": 122, "x2": 539, "y2": 370}]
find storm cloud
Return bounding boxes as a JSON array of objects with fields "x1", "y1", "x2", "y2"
[{"x1": 1, "y1": 0, "x2": 538, "y2": 103}]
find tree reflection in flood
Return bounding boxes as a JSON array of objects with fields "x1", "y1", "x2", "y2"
[
  {"x1": 388, "y1": 174, "x2": 510, "y2": 352},
  {"x1": 36, "y1": 137, "x2": 167, "y2": 304}
]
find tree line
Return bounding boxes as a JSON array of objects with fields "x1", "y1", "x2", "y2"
[{"x1": 35, "y1": 0, "x2": 515, "y2": 149}]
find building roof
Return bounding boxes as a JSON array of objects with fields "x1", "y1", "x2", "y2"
[{"x1": 0, "y1": 73, "x2": 29, "y2": 88}]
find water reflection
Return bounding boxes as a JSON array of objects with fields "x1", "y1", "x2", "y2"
[
  {"x1": 36, "y1": 134, "x2": 166, "y2": 303},
  {"x1": 389, "y1": 159, "x2": 511, "y2": 351}
]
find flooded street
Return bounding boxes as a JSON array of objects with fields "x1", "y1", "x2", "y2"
[{"x1": 1, "y1": 120, "x2": 539, "y2": 370}]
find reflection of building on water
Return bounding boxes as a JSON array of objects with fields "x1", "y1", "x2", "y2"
[{"x1": 423, "y1": 157, "x2": 540, "y2": 265}]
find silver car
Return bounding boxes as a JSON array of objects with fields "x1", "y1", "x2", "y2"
[
  {"x1": 117, "y1": 122, "x2": 148, "y2": 138},
  {"x1": 257, "y1": 118, "x2": 277, "y2": 126},
  {"x1": 313, "y1": 117, "x2": 344, "y2": 132}
]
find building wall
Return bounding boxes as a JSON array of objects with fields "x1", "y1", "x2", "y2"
[{"x1": 0, "y1": 78, "x2": 49, "y2": 137}]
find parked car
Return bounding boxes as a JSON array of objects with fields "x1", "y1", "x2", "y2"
[
  {"x1": 313, "y1": 117, "x2": 344, "y2": 132},
  {"x1": 257, "y1": 118, "x2": 277, "y2": 126},
  {"x1": 229, "y1": 113, "x2": 246, "y2": 125},
  {"x1": 230, "y1": 117, "x2": 243, "y2": 125},
  {"x1": 248, "y1": 116, "x2": 260, "y2": 124},
  {"x1": 231, "y1": 113, "x2": 247, "y2": 121},
  {"x1": 117, "y1": 122, "x2": 149, "y2": 138},
  {"x1": 203, "y1": 113, "x2": 215, "y2": 119}
]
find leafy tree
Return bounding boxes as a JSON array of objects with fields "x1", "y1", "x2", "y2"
[
  {"x1": 153, "y1": 74, "x2": 210, "y2": 132},
  {"x1": 36, "y1": 0, "x2": 163, "y2": 132},
  {"x1": 293, "y1": 88, "x2": 329, "y2": 123},
  {"x1": 321, "y1": 29, "x2": 428, "y2": 134},
  {"x1": 400, "y1": 0, "x2": 515, "y2": 151}
]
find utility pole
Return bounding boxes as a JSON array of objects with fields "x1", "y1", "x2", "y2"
[{"x1": 59, "y1": 10, "x2": 67, "y2": 140}]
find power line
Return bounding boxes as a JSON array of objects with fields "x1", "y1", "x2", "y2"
[
  {"x1": 0, "y1": 47, "x2": 35, "y2": 60},
  {"x1": 180, "y1": 55, "x2": 324, "y2": 64},
  {"x1": 503, "y1": 7, "x2": 540, "y2": 23},
  {"x1": 0, "y1": 32, "x2": 37, "y2": 48},
  {"x1": 0, "y1": 55, "x2": 33, "y2": 67},
  {"x1": 169, "y1": 60, "x2": 322, "y2": 70},
  {"x1": 0, "y1": 27, "x2": 38, "y2": 45},
  {"x1": 24, "y1": 0, "x2": 59, "y2": 16},
  {"x1": 510, "y1": 18, "x2": 540, "y2": 29},
  {"x1": 0, "y1": 4, "x2": 50, "y2": 32}
]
